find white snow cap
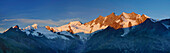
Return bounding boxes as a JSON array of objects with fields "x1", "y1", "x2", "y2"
[
  {"x1": 32, "y1": 24, "x2": 38, "y2": 29},
  {"x1": 50, "y1": 12, "x2": 149, "y2": 34}
]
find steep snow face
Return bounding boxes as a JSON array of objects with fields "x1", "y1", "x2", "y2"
[
  {"x1": 60, "y1": 31, "x2": 74, "y2": 38},
  {"x1": 52, "y1": 21, "x2": 108, "y2": 34},
  {"x1": 22, "y1": 24, "x2": 71, "y2": 40},
  {"x1": 103, "y1": 17, "x2": 107, "y2": 24},
  {"x1": 119, "y1": 13, "x2": 150, "y2": 28},
  {"x1": 49, "y1": 12, "x2": 149, "y2": 34},
  {"x1": 23, "y1": 24, "x2": 38, "y2": 30},
  {"x1": 121, "y1": 28, "x2": 130, "y2": 37},
  {"x1": 162, "y1": 23, "x2": 170, "y2": 29},
  {"x1": 85, "y1": 12, "x2": 149, "y2": 29},
  {"x1": 122, "y1": 12, "x2": 130, "y2": 18},
  {"x1": 3, "y1": 29, "x2": 9, "y2": 33},
  {"x1": 23, "y1": 24, "x2": 55, "y2": 36},
  {"x1": 32, "y1": 24, "x2": 38, "y2": 29},
  {"x1": 120, "y1": 18, "x2": 138, "y2": 28}
]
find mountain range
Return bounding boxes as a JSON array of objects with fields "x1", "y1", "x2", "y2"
[{"x1": 0, "y1": 12, "x2": 170, "y2": 53}]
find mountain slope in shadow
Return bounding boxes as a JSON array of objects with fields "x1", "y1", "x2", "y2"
[{"x1": 85, "y1": 19, "x2": 170, "y2": 53}]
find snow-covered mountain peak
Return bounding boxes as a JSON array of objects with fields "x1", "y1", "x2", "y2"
[
  {"x1": 143, "y1": 14, "x2": 150, "y2": 18},
  {"x1": 13, "y1": 25, "x2": 19, "y2": 29},
  {"x1": 122, "y1": 12, "x2": 131, "y2": 18},
  {"x1": 98, "y1": 15, "x2": 104, "y2": 18},
  {"x1": 68, "y1": 21, "x2": 82, "y2": 25},
  {"x1": 3, "y1": 12, "x2": 150, "y2": 35},
  {"x1": 32, "y1": 24, "x2": 38, "y2": 29},
  {"x1": 48, "y1": 12, "x2": 150, "y2": 34},
  {"x1": 85, "y1": 12, "x2": 150, "y2": 29},
  {"x1": 23, "y1": 24, "x2": 38, "y2": 30}
]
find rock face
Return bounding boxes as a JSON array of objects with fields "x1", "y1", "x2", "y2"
[
  {"x1": 85, "y1": 12, "x2": 149, "y2": 29},
  {"x1": 45, "y1": 26, "x2": 56, "y2": 32},
  {"x1": 50, "y1": 12, "x2": 150, "y2": 33},
  {"x1": 13, "y1": 25, "x2": 19, "y2": 29}
]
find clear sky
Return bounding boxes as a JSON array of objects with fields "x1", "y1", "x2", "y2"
[{"x1": 0, "y1": 0, "x2": 170, "y2": 32}]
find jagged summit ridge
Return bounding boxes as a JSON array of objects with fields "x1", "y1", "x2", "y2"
[
  {"x1": 50, "y1": 12, "x2": 149, "y2": 33},
  {"x1": 13, "y1": 25, "x2": 19, "y2": 29},
  {"x1": 2, "y1": 12, "x2": 150, "y2": 34},
  {"x1": 85, "y1": 12, "x2": 149, "y2": 29}
]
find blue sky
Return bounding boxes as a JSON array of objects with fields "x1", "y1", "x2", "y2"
[{"x1": 0, "y1": 0, "x2": 170, "y2": 32}]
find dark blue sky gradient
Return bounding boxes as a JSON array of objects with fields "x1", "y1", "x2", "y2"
[{"x1": 0, "y1": 0, "x2": 170, "y2": 20}]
